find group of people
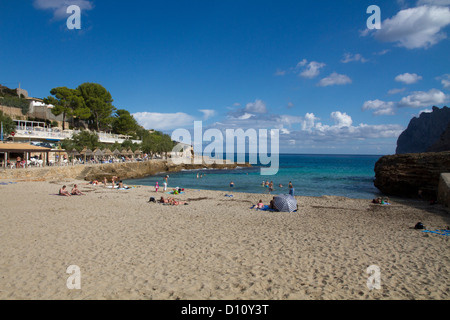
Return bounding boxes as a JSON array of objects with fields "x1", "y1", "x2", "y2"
[
  {"x1": 58, "y1": 184, "x2": 85, "y2": 196},
  {"x1": 154, "y1": 175, "x2": 169, "y2": 192},
  {"x1": 260, "y1": 180, "x2": 294, "y2": 196}
]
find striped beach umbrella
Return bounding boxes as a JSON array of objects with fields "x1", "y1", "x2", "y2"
[{"x1": 273, "y1": 194, "x2": 297, "y2": 212}]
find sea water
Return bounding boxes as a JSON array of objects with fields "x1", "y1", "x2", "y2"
[{"x1": 124, "y1": 154, "x2": 383, "y2": 199}]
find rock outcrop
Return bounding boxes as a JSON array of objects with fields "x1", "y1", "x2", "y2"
[
  {"x1": 396, "y1": 106, "x2": 450, "y2": 154},
  {"x1": 427, "y1": 121, "x2": 450, "y2": 152},
  {"x1": 374, "y1": 151, "x2": 450, "y2": 199}
]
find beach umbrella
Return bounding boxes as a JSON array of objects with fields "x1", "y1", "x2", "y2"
[
  {"x1": 121, "y1": 148, "x2": 128, "y2": 155},
  {"x1": 113, "y1": 149, "x2": 121, "y2": 156},
  {"x1": 71, "y1": 148, "x2": 80, "y2": 156},
  {"x1": 80, "y1": 147, "x2": 87, "y2": 155},
  {"x1": 273, "y1": 194, "x2": 297, "y2": 212},
  {"x1": 93, "y1": 148, "x2": 104, "y2": 157},
  {"x1": 103, "y1": 149, "x2": 113, "y2": 156},
  {"x1": 85, "y1": 149, "x2": 93, "y2": 156}
]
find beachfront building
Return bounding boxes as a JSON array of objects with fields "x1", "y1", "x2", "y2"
[
  {"x1": 0, "y1": 143, "x2": 51, "y2": 168},
  {"x1": 12, "y1": 120, "x2": 142, "y2": 145}
]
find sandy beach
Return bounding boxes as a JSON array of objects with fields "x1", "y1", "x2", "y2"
[{"x1": 0, "y1": 178, "x2": 449, "y2": 300}]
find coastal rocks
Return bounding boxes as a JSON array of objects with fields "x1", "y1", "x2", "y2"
[
  {"x1": 374, "y1": 151, "x2": 450, "y2": 199},
  {"x1": 0, "y1": 160, "x2": 251, "y2": 182},
  {"x1": 82, "y1": 160, "x2": 250, "y2": 181},
  {"x1": 438, "y1": 173, "x2": 450, "y2": 207},
  {"x1": 396, "y1": 106, "x2": 450, "y2": 154}
]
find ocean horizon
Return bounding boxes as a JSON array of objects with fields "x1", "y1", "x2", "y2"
[{"x1": 124, "y1": 153, "x2": 384, "y2": 199}]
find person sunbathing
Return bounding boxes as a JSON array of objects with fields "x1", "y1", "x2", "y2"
[
  {"x1": 159, "y1": 196, "x2": 169, "y2": 203},
  {"x1": 169, "y1": 198, "x2": 187, "y2": 205},
  {"x1": 59, "y1": 185, "x2": 71, "y2": 197},
  {"x1": 71, "y1": 184, "x2": 85, "y2": 195},
  {"x1": 251, "y1": 200, "x2": 265, "y2": 209}
]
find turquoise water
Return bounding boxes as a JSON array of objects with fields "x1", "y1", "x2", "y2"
[{"x1": 124, "y1": 154, "x2": 383, "y2": 199}]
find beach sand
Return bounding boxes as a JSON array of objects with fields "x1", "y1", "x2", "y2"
[{"x1": 0, "y1": 179, "x2": 449, "y2": 300}]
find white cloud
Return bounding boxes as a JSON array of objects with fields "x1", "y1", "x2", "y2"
[
  {"x1": 244, "y1": 99, "x2": 267, "y2": 114},
  {"x1": 417, "y1": 0, "x2": 450, "y2": 6},
  {"x1": 301, "y1": 113, "x2": 319, "y2": 131},
  {"x1": 419, "y1": 108, "x2": 433, "y2": 115},
  {"x1": 300, "y1": 61, "x2": 326, "y2": 78},
  {"x1": 274, "y1": 69, "x2": 286, "y2": 76},
  {"x1": 374, "y1": 5, "x2": 450, "y2": 49},
  {"x1": 287, "y1": 102, "x2": 294, "y2": 109},
  {"x1": 395, "y1": 72, "x2": 423, "y2": 84},
  {"x1": 388, "y1": 88, "x2": 406, "y2": 95},
  {"x1": 341, "y1": 53, "x2": 368, "y2": 63},
  {"x1": 331, "y1": 111, "x2": 353, "y2": 128},
  {"x1": 33, "y1": 0, "x2": 94, "y2": 20},
  {"x1": 199, "y1": 109, "x2": 216, "y2": 120},
  {"x1": 437, "y1": 74, "x2": 450, "y2": 89},
  {"x1": 317, "y1": 73, "x2": 352, "y2": 87},
  {"x1": 398, "y1": 88, "x2": 449, "y2": 108},
  {"x1": 362, "y1": 100, "x2": 396, "y2": 115},
  {"x1": 375, "y1": 49, "x2": 391, "y2": 55},
  {"x1": 296, "y1": 59, "x2": 308, "y2": 67},
  {"x1": 132, "y1": 112, "x2": 196, "y2": 131}
]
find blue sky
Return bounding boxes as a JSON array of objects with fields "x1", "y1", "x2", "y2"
[{"x1": 1, "y1": 0, "x2": 450, "y2": 154}]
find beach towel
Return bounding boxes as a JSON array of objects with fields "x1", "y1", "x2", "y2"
[
  {"x1": 422, "y1": 229, "x2": 450, "y2": 236},
  {"x1": 224, "y1": 194, "x2": 233, "y2": 197},
  {"x1": 166, "y1": 191, "x2": 184, "y2": 194},
  {"x1": 256, "y1": 205, "x2": 277, "y2": 212}
]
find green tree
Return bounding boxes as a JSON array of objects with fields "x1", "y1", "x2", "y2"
[
  {"x1": 77, "y1": 83, "x2": 116, "y2": 131},
  {"x1": 62, "y1": 130, "x2": 103, "y2": 151},
  {"x1": 44, "y1": 87, "x2": 86, "y2": 130},
  {"x1": 0, "y1": 96, "x2": 30, "y2": 115},
  {"x1": 0, "y1": 111, "x2": 16, "y2": 139},
  {"x1": 112, "y1": 109, "x2": 139, "y2": 136}
]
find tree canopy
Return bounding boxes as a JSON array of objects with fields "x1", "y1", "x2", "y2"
[
  {"x1": 44, "y1": 87, "x2": 87, "y2": 130},
  {"x1": 0, "y1": 111, "x2": 16, "y2": 138},
  {"x1": 77, "y1": 83, "x2": 116, "y2": 131}
]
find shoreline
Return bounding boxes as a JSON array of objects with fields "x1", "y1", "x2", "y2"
[{"x1": 0, "y1": 179, "x2": 449, "y2": 300}]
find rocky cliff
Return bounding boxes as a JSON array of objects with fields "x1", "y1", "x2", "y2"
[
  {"x1": 374, "y1": 151, "x2": 450, "y2": 199},
  {"x1": 396, "y1": 106, "x2": 450, "y2": 154},
  {"x1": 427, "y1": 121, "x2": 450, "y2": 152}
]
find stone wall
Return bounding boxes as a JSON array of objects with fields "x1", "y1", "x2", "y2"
[{"x1": 0, "y1": 160, "x2": 250, "y2": 182}]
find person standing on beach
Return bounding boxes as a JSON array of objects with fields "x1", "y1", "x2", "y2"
[
  {"x1": 164, "y1": 175, "x2": 168, "y2": 191},
  {"x1": 289, "y1": 181, "x2": 294, "y2": 196},
  {"x1": 155, "y1": 181, "x2": 159, "y2": 192}
]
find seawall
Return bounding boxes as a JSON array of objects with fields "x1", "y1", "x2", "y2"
[{"x1": 0, "y1": 160, "x2": 251, "y2": 181}]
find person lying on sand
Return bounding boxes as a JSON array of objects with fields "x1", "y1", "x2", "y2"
[
  {"x1": 59, "y1": 185, "x2": 71, "y2": 197},
  {"x1": 169, "y1": 198, "x2": 187, "y2": 205},
  {"x1": 71, "y1": 184, "x2": 85, "y2": 195},
  {"x1": 159, "y1": 196, "x2": 170, "y2": 203},
  {"x1": 251, "y1": 200, "x2": 265, "y2": 209}
]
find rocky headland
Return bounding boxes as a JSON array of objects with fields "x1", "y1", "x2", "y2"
[{"x1": 374, "y1": 151, "x2": 450, "y2": 200}]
